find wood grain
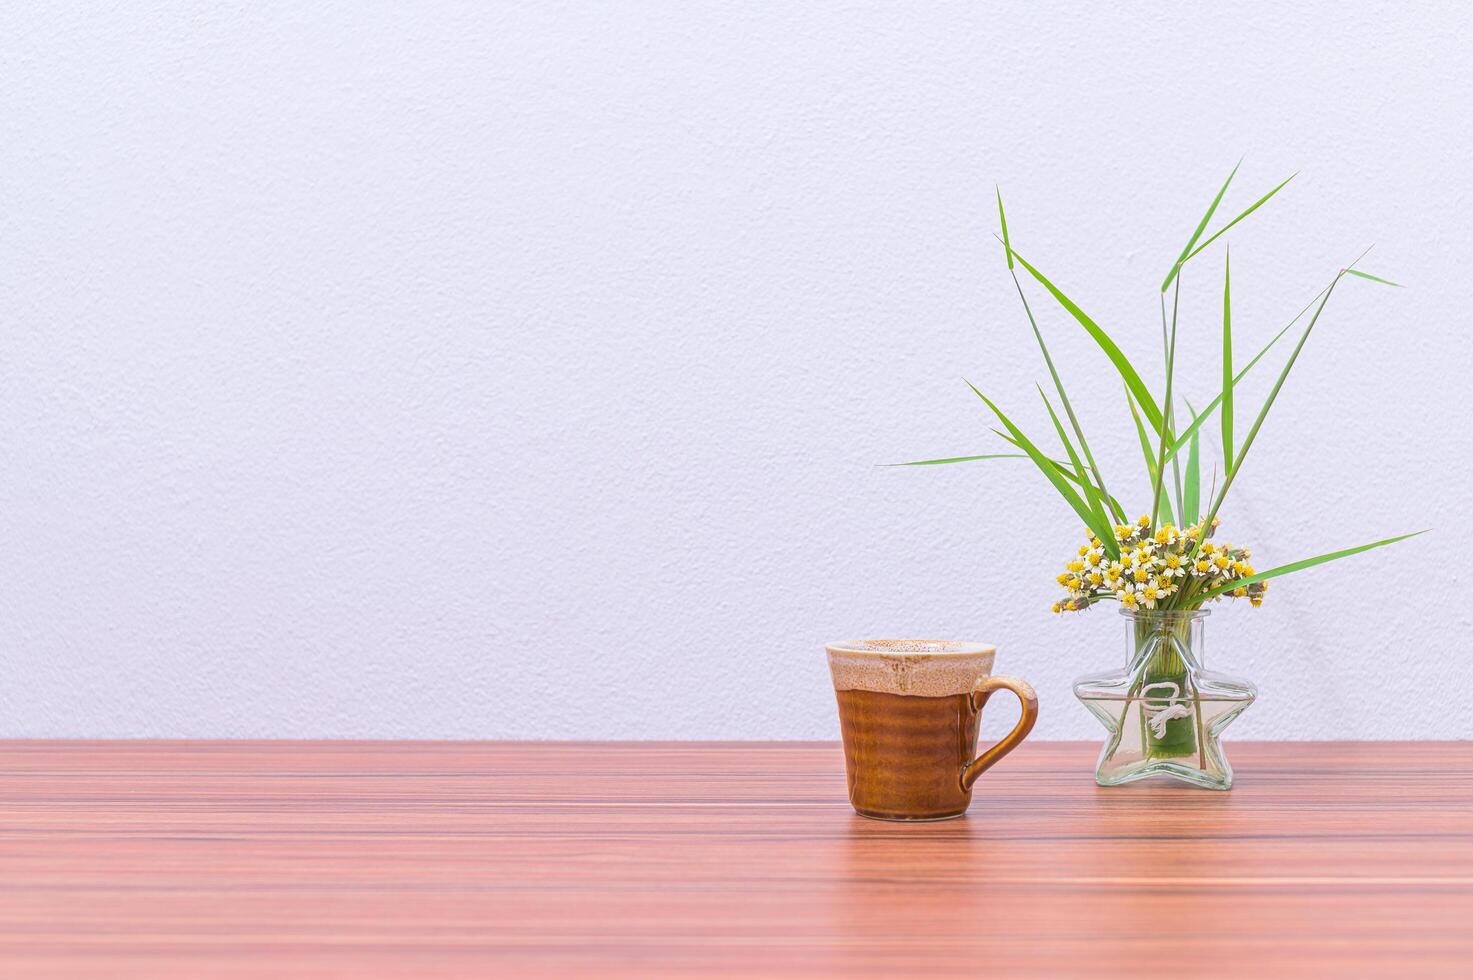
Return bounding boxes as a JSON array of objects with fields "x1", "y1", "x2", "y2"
[{"x1": 1, "y1": 740, "x2": 1470, "y2": 977}]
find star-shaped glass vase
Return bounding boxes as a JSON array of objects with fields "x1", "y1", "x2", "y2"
[{"x1": 1073, "y1": 608, "x2": 1256, "y2": 790}]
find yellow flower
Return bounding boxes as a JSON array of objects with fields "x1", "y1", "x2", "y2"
[{"x1": 1053, "y1": 519, "x2": 1261, "y2": 613}]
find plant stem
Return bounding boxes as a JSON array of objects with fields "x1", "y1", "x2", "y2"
[
  {"x1": 1135, "y1": 616, "x2": 1197, "y2": 759},
  {"x1": 1161, "y1": 298, "x2": 1185, "y2": 521},
  {"x1": 1149, "y1": 278, "x2": 1181, "y2": 525}
]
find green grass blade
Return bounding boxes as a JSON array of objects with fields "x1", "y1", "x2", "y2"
[
  {"x1": 1159, "y1": 297, "x2": 1185, "y2": 520},
  {"x1": 968, "y1": 381, "x2": 1117, "y2": 547},
  {"x1": 1222, "y1": 247, "x2": 1234, "y2": 473},
  {"x1": 1227, "y1": 262, "x2": 1356, "y2": 473},
  {"x1": 1161, "y1": 158, "x2": 1240, "y2": 293},
  {"x1": 1005, "y1": 264, "x2": 1124, "y2": 523},
  {"x1": 1039, "y1": 387, "x2": 1089, "y2": 492},
  {"x1": 1040, "y1": 387, "x2": 1118, "y2": 558},
  {"x1": 1170, "y1": 410, "x2": 1185, "y2": 520},
  {"x1": 1183, "y1": 173, "x2": 1297, "y2": 263},
  {"x1": 1346, "y1": 268, "x2": 1403, "y2": 287},
  {"x1": 1160, "y1": 282, "x2": 1328, "y2": 470},
  {"x1": 1184, "y1": 420, "x2": 1201, "y2": 525},
  {"x1": 996, "y1": 187, "x2": 1013, "y2": 270},
  {"x1": 1078, "y1": 483, "x2": 1119, "y2": 527},
  {"x1": 991, "y1": 429, "x2": 1127, "y2": 519},
  {"x1": 884, "y1": 454, "x2": 1028, "y2": 466},
  {"x1": 896, "y1": 439, "x2": 1124, "y2": 517},
  {"x1": 1157, "y1": 475, "x2": 1175, "y2": 527},
  {"x1": 1008, "y1": 247, "x2": 1164, "y2": 432},
  {"x1": 1195, "y1": 530, "x2": 1427, "y2": 601},
  {"x1": 1149, "y1": 279, "x2": 1181, "y2": 528},
  {"x1": 1187, "y1": 252, "x2": 1369, "y2": 560},
  {"x1": 1126, "y1": 387, "x2": 1159, "y2": 509},
  {"x1": 990, "y1": 429, "x2": 1083, "y2": 474}
]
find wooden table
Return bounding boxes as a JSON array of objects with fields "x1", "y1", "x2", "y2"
[{"x1": 0, "y1": 741, "x2": 1469, "y2": 977}]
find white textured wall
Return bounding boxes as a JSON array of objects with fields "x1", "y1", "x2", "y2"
[{"x1": 3, "y1": 2, "x2": 1469, "y2": 739}]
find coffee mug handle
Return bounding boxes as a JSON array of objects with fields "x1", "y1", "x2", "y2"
[{"x1": 960, "y1": 675, "x2": 1039, "y2": 791}]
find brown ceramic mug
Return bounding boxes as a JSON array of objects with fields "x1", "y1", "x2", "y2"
[{"x1": 826, "y1": 639, "x2": 1038, "y2": 821}]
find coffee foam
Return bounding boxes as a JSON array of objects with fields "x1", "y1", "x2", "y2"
[{"x1": 826, "y1": 640, "x2": 998, "y2": 698}]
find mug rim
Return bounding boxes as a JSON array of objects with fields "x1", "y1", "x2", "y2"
[{"x1": 826, "y1": 638, "x2": 997, "y2": 657}]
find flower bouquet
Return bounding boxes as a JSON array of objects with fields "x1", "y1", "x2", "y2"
[{"x1": 903, "y1": 164, "x2": 1422, "y2": 787}]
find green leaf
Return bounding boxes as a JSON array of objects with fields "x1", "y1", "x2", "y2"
[
  {"x1": 1160, "y1": 283, "x2": 1328, "y2": 470},
  {"x1": 1170, "y1": 417, "x2": 1185, "y2": 521},
  {"x1": 1187, "y1": 254, "x2": 1368, "y2": 560},
  {"x1": 1227, "y1": 262, "x2": 1358, "y2": 477},
  {"x1": 1039, "y1": 387, "x2": 1118, "y2": 559},
  {"x1": 1039, "y1": 388, "x2": 1088, "y2": 489},
  {"x1": 1222, "y1": 247, "x2": 1234, "y2": 472},
  {"x1": 1063, "y1": 474, "x2": 1127, "y2": 524},
  {"x1": 967, "y1": 381, "x2": 1118, "y2": 548},
  {"x1": 1184, "y1": 421, "x2": 1201, "y2": 525},
  {"x1": 1004, "y1": 256, "x2": 1124, "y2": 522},
  {"x1": 1195, "y1": 530, "x2": 1427, "y2": 601},
  {"x1": 1126, "y1": 388, "x2": 1159, "y2": 511},
  {"x1": 1009, "y1": 247, "x2": 1164, "y2": 432},
  {"x1": 1149, "y1": 280, "x2": 1180, "y2": 528},
  {"x1": 1346, "y1": 268, "x2": 1403, "y2": 287},
  {"x1": 890, "y1": 443, "x2": 1125, "y2": 516},
  {"x1": 991, "y1": 429, "x2": 1128, "y2": 519},
  {"x1": 1183, "y1": 173, "x2": 1297, "y2": 264},
  {"x1": 996, "y1": 187, "x2": 1013, "y2": 270},
  {"x1": 884, "y1": 454, "x2": 1028, "y2": 466},
  {"x1": 1161, "y1": 158, "x2": 1239, "y2": 293},
  {"x1": 1160, "y1": 303, "x2": 1184, "y2": 520},
  {"x1": 1157, "y1": 480, "x2": 1175, "y2": 528}
]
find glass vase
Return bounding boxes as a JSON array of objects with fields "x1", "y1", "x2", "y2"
[{"x1": 1072, "y1": 608, "x2": 1256, "y2": 790}]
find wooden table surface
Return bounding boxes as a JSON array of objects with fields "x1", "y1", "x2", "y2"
[{"x1": 1, "y1": 741, "x2": 1470, "y2": 977}]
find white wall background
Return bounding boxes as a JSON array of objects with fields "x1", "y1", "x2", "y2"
[{"x1": 3, "y1": 2, "x2": 1469, "y2": 739}]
